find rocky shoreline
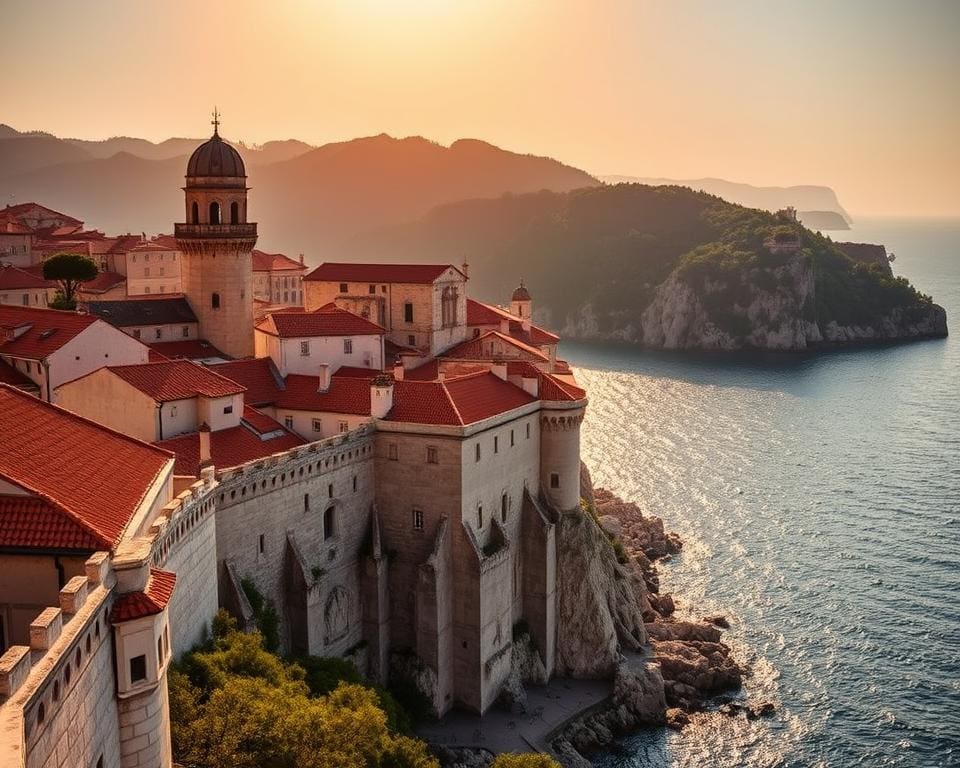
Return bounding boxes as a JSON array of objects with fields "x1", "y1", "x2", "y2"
[{"x1": 433, "y1": 467, "x2": 764, "y2": 768}]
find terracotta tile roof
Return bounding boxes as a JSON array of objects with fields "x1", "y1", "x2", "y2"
[
  {"x1": 0, "y1": 358, "x2": 39, "y2": 391},
  {"x1": 148, "y1": 339, "x2": 227, "y2": 361},
  {"x1": 84, "y1": 297, "x2": 197, "y2": 328},
  {"x1": 155, "y1": 418, "x2": 305, "y2": 476},
  {"x1": 0, "y1": 384, "x2": 172, "y2": 549},
  {"x1": 77, "y1": 271, "x2": 126, "y2": 294},
  {"x1": 388, "y1": 372, "x2": 536, "y2": 426},
  {"x1": 0, "y1": 264, "x2": 55, "y2": 290},
  {"x1": 241, "y1": 405, "x2": 286, "y2": 434},
  {"x1": 129, "y1": 240, "x2": 175, "y2": 253},
  {"x1": 106, "y1": 360, "x2": 245, "y2": 402},
  {"x1": 0, "y1": 203, "x2": 82, "y2": 228},
  {"x1": 252, "y1": 250, "x2": 306, "y2": 272},
  {"x1": 151, "y1": 234, "x2": 179, "y2": 250},
  {"x1": 111, "y1": 568, "x2": 177, "y2": 623},
  {"x1": 0, "y1": 305, "x2": 99, "y2": 360},
  {"x1": 332, "y1": 366, "x2": 381, "y2": 379},
  {"x1": 403, "y1": 359, "x2": 487, "y2": 381},
  {"x1": 304, "y1": 262, "x2": 463, "y2": 284},
  {"x1": 440, "y1": 330, "x2": 549, "y2": 362},
  {"x1": 385, "y1": 339, "x2": 420, "y2": 359},
  {"x1": 256, "y1": 304, "x2": 384, "y2": 338},
  {"x1": 277, "y1": 374, "x2": 373, "y2": 415},
  {"x1": 505, "y1": 360, "x2": 586, "y2": 401},
  {"x1": 0, "y1": 496, "x2": 104, "y2": 550},
  {"x1": 466, "y1": 299, "x2": 560, "y2": 346},
  {"x1": 208, "y1": 358, "x2": 284, "y2": 405}
]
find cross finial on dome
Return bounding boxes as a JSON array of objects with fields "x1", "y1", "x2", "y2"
[{"x1": 211, "y1": 107, "x2": 220, "y2": 136}]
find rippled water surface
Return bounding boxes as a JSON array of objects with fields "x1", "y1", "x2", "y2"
[{"x1": 576, "y1": 218, "x2": 960, "y2": 768}]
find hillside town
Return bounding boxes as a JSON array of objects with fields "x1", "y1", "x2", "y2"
[{"x1": 0, "y1": 126, "x2": 588, "y2": 767}]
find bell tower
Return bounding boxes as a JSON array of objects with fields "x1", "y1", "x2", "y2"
[{"x1": 174, "y1": 111, "x2": 256, "y2": 358}]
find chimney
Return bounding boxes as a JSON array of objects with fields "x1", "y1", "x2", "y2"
[
  {"x1": 198, "y1": 422, "x2": 212, "y2": 469},
  {"x1": 461, "y1": 260, "x2": 469, "y2": 279},
  {"x1": 393, "y1": 358, "x2": 404, "y2": 381},
  {"x1": 299, "y1": 253, "x2": 304, "y2": 265},
  {"x1": 370, "y1": 373, "x2": 394, "y2": 419},
  {"x1": 317, "y1": 363, "x2": 331, "y2": 392}
]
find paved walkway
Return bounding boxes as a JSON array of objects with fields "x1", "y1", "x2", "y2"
[{"x1": 418, "y1": 676, "x2": 612, "y2": 754}]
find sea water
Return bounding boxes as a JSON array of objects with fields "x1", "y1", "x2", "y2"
[{"x1": 574, "y1": 218, "x2": 960, "y2": 767}]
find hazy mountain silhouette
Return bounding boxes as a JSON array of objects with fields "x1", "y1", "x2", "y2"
[
  {"x1": 0, "y1": 125, "x2": 596, "y2": 249},
  {"x1": 601, "y1": 175, "x2": 851, "y2": 224}
]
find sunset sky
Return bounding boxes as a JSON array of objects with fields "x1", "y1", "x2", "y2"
[{"x1": 5, "y1": 0, "x2": 959, "y2": 217}]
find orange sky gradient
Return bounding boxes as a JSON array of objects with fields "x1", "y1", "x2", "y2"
[{"x1": 4, "y1": 0, "x2": 959, "y2": 217}]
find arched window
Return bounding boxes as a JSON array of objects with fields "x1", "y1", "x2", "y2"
[
  {"x1": 209, "y1": 201, "x2": 221, "y2": 225},
  {"x1": 191, "y1": 201, "x2": 199, "y2": 224},
  {"x1": 230, "y1": 201, "x2": 240, "y2": 224},
  {"x1": 212, "y1": 292, "x2": 220, "y2": 309}
]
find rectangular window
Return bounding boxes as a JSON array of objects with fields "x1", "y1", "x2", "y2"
[
  {"x1": 526, "y1": 423, "x2": 531, "y2": 439},
  {"x1": 550, "y1": 473, "x2": 560, "y2": 489},
  {"x1": 328, "y1": 483, "x2": 334, "y2": 499},
  {"x1": 258, "y1": 534, "x2": 265, "y2": 554},
  {"x1": 144, "y1": 286, "x2": 151, "y2": 294},
  {"x1": 408, "y1": 334, "x2": 416, "y2": 346},
  {"x1": 510, "y1": 429, "x2": 515, "y2": 447},
  {"x1": 304, "y1": 494, "x2": 310, "y2": 511},
  {"x1": 339, "y1": 283, "x2": 348, "y2": 292},
  {"x1": 404, "y1": 302, "x2": 414, "y2": 323},
  {"x1": 144, "y1": 267, "x2": 150, "y2": 277},
  {"x1": 133, "y1": 329, "x2": 142, "y2": 339},
  {"x1": 21, "y1": 294, "x2": 28, "y2": 306},
  {"x1": 426, "y1": 446, "x2": 438, "y2": 464},
  {"x1": 159, "y1": 266, "x2": 165, "y2": 276},
  {"x1": 300, "y1": 340, "x2": 310, "y2": 357},
  {"x1": 343, "y1": 339, "x2": 353, "y2": 354},
  {"x1": 388, "y1": 443, "x2": 398, "y2": 461},
  {"x1": 312, "y1": 418, "x2": 322, "y2": 432},
  {"x1": 494, "y1": 435, "x2": 499, "y2": 454},
  {"x1": 352, "y1": 475, "x2": 357, "y2": 492},
  {"x1": 413, "y1": 509, "x2": 424, "y2": 530},
  {"x1": 338, "y1": 421, "x2": 349, "y2": 433},
  {"x1": 182, "y1": 326, "x2": 189, "y2": 338},
  {"x1": 477, "y1": 505, "x2": 483, "y2": 529},
  {"x1": 369, "y1": 284, "x2": 376, "y2": 294},
  {"x1": 381, "y1": 285, "x2": 387, "y2": 293},
  {"x1": 475, "y1": 443, "x2": 481, "y2": 462},
  {"x1": 223, "y1": 405, "x2": 233, "y2": 415},
  {"x1": 212, "y1": 292, "x2": 220, "y2": 309},
  {"x1": 501, "y1": 493, "x2": 509, "y2": 522},
  {"x1": 154, "y1": 328, "x2": 162, "y2": 340},
  {"x1": 129, "y1": 654, "x2": 147, "y2": 683},
  {"x1": 284, "y1": 416, "x2": 294, "y2": 429}
]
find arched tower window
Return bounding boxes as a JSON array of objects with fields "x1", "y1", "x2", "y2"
[
  {"x1": 212, "y1": 292, "x2": 220, "y2": 309},
  {"x1": 191, "y1": 201, "x2": 199, "y2": 224},
  {"x1": 324, "y1": 506, "x2": 336, "y2": 540},
  {"x1": 209, "y1": 202, "x2": 221, "y2": 225},
  {"x1": 230, "y1": 201, "x2": 240, "y2": 224}
]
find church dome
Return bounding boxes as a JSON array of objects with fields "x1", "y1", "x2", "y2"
[
  {"x1": 186, "y1": 133, "x2": 245, "y2": 178},
  {"x1": 511, "y1": 282, "x2": 531, "y2": 302}
]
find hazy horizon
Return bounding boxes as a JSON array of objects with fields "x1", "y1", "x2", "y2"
[{"x1": 5, "y1": 0, "x2": 959, "y2": 217}]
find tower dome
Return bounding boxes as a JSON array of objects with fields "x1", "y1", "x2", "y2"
[
  {"x1": 186, "y1": 132, "x2": 245, "y2": 179},
  {"x1": 511, "y1": 282, "x2": 531, "y2": 302}
]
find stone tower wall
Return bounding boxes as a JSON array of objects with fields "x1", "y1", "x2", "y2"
[{"x1": 539, "y1": 407, "x2": 585, "y2": 511}]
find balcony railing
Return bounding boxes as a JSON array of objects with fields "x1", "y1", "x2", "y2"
[{"x1": 174, "y1": 223, "x2": 258, "y2": 239}]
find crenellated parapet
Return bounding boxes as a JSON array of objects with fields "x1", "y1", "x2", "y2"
[{"x1": 539, "y1": 411, "x2": 585, "y2": 432}]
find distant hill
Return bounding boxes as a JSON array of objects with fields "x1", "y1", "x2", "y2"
[
  {"x1": 342, "y1": 183, "x2": 944, "y2": 350},
  {"x1": 796, "y1": 210, "x2": 850, "y2": 231},
  {"x1": 0, "y1": 125, "x2": 596, "y2": 249},
  {"x1": 601, "y1": 175, "x2": 851, "y2": 226}
]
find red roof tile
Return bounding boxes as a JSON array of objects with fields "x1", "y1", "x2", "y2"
[
  {"x1": 277, "y1": 374, "x2": 373, "y2": 415},
  {"x1": 466, "y1": 299, "x2": 559, "y2": 346},
  {"x1": 209, "y1": 358, "x2": 285, "y2": 406},
  {"x1": 0, "y1": 384, "x2": 172, "y2": 549},
  {"x1": 388, "y1": 372, "x2": 536, "y2": 426},
  {"x1": 0, "y1": 496, "x2": 104, "y2": 550},
  {"x1": 332, "y1": 366, "x2": 381, "y2": 379},
  {"x1": 111, "y1": 568, "x2": 177, "y2": 623},
  {"x1": 0, "y1": 305, "x2": 99, "y2": 360},
  {"x1": 0, "y1": 264, "x2": 55, "y2": 290},
  {"x1": 304, "y1": 263, "x2": 463, "y2": 284},
  {"x1": 106, "y1": 360, "x2": 245, "y2": 402},
  {"x1": 151, "y1": 234, "x2": 179, "y2": 250},
  {"x1": 538, "y1": 372, "x2": 586, "y2": 402},
  {"x1": 441, "y1": 330, "x2": 549, "y2": 362},
  {"x1": 155, "y1": 420, "x2": 305, "y2": 476},
  {"x1": 77, "y1": 271, "x2": 126, "y2": 294},
  {"x1": 148, "y1": 339, "x2": 227, "y2": 361},
  {"x1": 252, "y1": 250, "x2": 306, "y2": 272},
  {"x1": 256, "y1": 304, "x2": 384, "y2": 338}
]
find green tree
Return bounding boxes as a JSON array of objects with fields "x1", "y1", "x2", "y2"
[
  {"x1": 490, "y1": 754, "x2": 561, "y2": 768},
  {"x1": 42, "y1": 252, "x2": 98, "y2": 309}
]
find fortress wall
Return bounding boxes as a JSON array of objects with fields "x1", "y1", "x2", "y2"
[{"x1": 214, "y1": 427, "x2": 377, "y2": 656}]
